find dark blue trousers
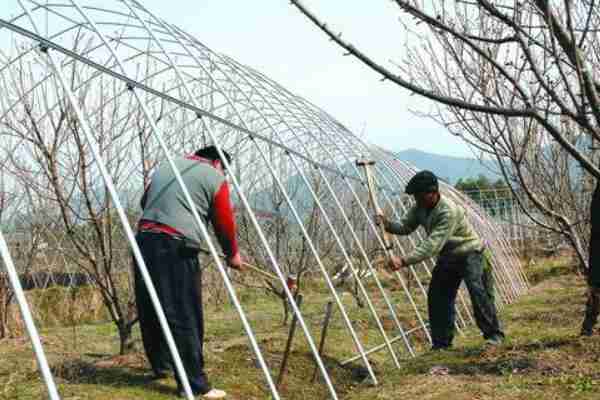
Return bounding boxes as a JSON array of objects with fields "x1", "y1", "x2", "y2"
[
  {"x1": 588, "y1": 182, "x2": 600, "y2": 287},
  {"x1": 582, "y1": 182, "x2": 600, "y2": 334},
  {"x1": 428, "y1": 250, "x2": 504, "y2": 348},
  {"x1": 134, "y1": 232, "x2": 210, "y2": 395}
]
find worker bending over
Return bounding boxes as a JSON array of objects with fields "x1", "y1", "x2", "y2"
[
  {"x1": 135, "y1": 145, "x2": 243, "y2": 399},
  {"x1": 376, "y1": 170, "x2": 505, "y2": 350}
]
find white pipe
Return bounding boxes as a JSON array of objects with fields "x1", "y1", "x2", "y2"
[{"x1": 0, "y1": 229, "x2": 61, "y2": 400}]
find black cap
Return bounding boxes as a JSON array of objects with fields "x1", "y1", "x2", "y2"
[
  {"x1": 405, "y1": 170, "x2": 438, "y2": 194},
  {"x1": 194, "y1": 145, "x2": 232, "y2": 170}
]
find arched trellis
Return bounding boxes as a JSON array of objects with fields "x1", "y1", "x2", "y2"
[{"x1": 0, "y1": 1, "x2": 527, "y2": 399}]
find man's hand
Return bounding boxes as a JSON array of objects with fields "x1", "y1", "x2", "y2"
[
  {"x1": 374, "y1": 214, "x2": 388, "y2": 229},
  {"x1": 227, "y1": 252, "x2": 245, "y2": 272},
  {"x1": 387, "y1": 255, "x2": 405, "y2": 271}
]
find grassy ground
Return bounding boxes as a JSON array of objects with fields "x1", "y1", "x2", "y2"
[{"x1": 1, "y1": 257, "x2": 599, "y2": 399}]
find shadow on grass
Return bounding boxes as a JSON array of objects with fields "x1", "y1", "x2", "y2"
[
  {"x1": 51, "y1": 359, "x2": 175, "y2": 396},
  {"x1": 319, "y1": 354, "x2": 377, "y2": 383},
  {"x1": 259, "y1": 350, "x2": 381, "y2": 399},
  {"x1": 507, "y1": 337, "x2": 574, "y2": 352},
  {"x1": 403, "y1": 336, "x2": 577, "y2": 379},
  {"x1": 448, "y1": 357, "x2": 536, "y2": 376},
  {"x1": 405, "y1": 353, "x2": 537, "y2": 377}
]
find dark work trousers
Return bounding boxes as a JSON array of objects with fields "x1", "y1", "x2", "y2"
[
  {"x1": 588, "y1": 182, "x2": 600, "y2": 288},
  {"x1": 133, "y1": 231, "x2": 210, "y2": 395},
  {"x1": 582, "y1": 182, "x2": 600, "y2": 333},
  {"x1": 428, "y1": 250, "x2": 504, "y2": 348}
]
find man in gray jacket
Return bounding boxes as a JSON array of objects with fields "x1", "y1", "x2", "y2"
[{"x1": 135, "y1": 146, "x2": 242, "y2": 399}]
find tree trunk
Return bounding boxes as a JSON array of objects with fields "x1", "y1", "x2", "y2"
[
  {"x1": 118, "y1": 322, "x2": 135, "y2": 355},
  {"x1": 588, "y1": 179, "x2": 600, "y2": 283},
  {"x1": 565, "y1": 223, "x2": 588, "y2": 275},
  {"x1": 0, "y1": 283, "x2": 9, "y2": 339},
  {"x1": 0, "y1": 299, "x2": 6, "y2": 339},
  {"x1": 282, "y1": 295, "x2": 290, "y2": 326}
]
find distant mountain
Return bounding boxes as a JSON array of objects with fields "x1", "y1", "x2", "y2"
[
  {"x1": 394, "y1": 149, "x2": 500, "y2": 184},
  {"x1": 238, "y1": 148, "x2": 501, "y2": 217}
]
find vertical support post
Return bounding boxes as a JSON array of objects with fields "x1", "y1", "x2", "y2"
[
  {"x1": 312, "y1": 301, "x2": 334, "y2": 383},
  {"x1": 0, "y1": 229, "x2": 60, "y2": 400},
  {"x1": 277, "y1": 294, "x2": 303, "y2": 387}
]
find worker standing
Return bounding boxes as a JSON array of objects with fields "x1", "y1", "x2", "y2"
[
  {"x1": 376, "y1": 170, "x2": 505, "y2": 350},
  {"x1": 581, "y1": 180, "x2": 600, "y2": 336},
  {"x1": 135, "y1": 145, "x2": 243, "y2": 399}
]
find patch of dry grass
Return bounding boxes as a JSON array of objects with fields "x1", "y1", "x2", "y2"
[{"x1": 1, "y1": 257, "x2": 599, "y2": 399}]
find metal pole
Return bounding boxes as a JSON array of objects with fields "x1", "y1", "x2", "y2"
[
  {"x1": 19, "y1": 2, "x2": 264, "y2": 398},
  {"x1": 0, "y1": 17, "x2": 362, "y2": 185},
  {"x1": 116, "y1": 1, "x2": 336, "y2": 396},
  {"x1": 0, "y1": 229, "x2": 61, "y2": 400},
  {"x1": 170, "y1": 23, "x2": 394, "y2": 378},
  {"x1": 226, "y1": 64, "x2": 416, "y2": 358}
]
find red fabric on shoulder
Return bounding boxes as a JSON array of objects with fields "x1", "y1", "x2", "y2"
[
  {"x1": 138, "y1": 219, "x2": 183, "y2": 237},
  {"x1": 184, "y1": 154, "x2": 213, "y2": 166},
  {"x1": 211, "y1": 182, "x2": 239, "y2": 257}
]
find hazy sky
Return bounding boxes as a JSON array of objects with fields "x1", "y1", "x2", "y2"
[
  {"x1": 136, "y1": 0, "x2": 475, "y2": 157},
  {"x1": 2, "y1": 0, "x2": 475, "y2": 157}
]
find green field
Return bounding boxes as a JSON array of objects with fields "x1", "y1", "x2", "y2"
[{"x1": 1, "y1": 257, "x2": 599, "y2": 399}]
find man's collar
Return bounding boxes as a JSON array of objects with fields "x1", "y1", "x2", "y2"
[
  {"x1": 185, "y1": 154, "x2": 210, "y2": 163},
  {"x1": 423, "y1": 194, "x2": 443, "y2": 215}
]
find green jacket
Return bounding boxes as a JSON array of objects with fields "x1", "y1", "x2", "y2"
[{"x1": 385, "y1": 196, "x2": 483, "y2": 265}]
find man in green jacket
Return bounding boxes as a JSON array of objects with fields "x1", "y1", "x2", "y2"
[{"x1": 376, "y1": 170, "x2": 505, "y2": 350}]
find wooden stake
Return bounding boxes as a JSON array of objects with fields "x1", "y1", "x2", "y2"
[
  {"x1": 312, "y1": 300, "x2": 334, "y2": 382},
  {"x1": 277, "y1": 294, "x2": 303, "y2": 387}
]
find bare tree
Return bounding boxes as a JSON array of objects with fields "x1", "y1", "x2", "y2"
[
  {"x1": 290, "y1": 0, "x2": 600, "y2": 271},
  {"x1": 0, "y1": 39, "x2": 149, "y2": 353},
  {"x1": 237, "y1": 164, "x2": 341, "y2": 324}
]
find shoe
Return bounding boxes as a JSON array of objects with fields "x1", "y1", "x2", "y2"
[
  {"x1": 485, "y1": 335, "x2": 504, "y2": 346},
  {"x1": 178, "y1": 388, "x2": 227, "y2": 399},
  {"x1": 202, "y1": 389, "x2": 227, "y2": 399},
  {"x1": 580, "y1": 326, "x2": 593, "y2": 337},
  {"x1": 145, "y1": 369, "x2": 170, "y2": 382},
  {"x1": 151, "y1": 370, "x2": 169, "y2": 380},
  {"x1": 430, "y1": 344, "x2": 452, "y2": 351}
]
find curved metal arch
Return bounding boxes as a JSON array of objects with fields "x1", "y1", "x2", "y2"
[
  {"x1": 63, "y1": 3, "x2": 292, "y2": 399},
  {"x1": 194, "y1": 36, "x2": 408, "y2": 370},
  {"x1": 191, "y1": 35, "x2": 525, "y2": 344},
  {"x1": 0, "y1": 1, "x2": 529, "y2": 399},
  {"x1": 231, "y1": 58, "x2": 429, "y2": 353},
  {"x1": 118, "y1": 4, "x2": 356, "y2": 393}
]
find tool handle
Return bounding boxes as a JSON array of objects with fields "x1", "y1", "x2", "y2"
[
  {"x1": 361, "y1": 164, "x2": 393, "y2": 251},
  {"x1": 242, "y1": 262, "x2": 280, "y2": 282},
  {"x1": 198, "y1": 247, "x2": 280, "y2": 281}
]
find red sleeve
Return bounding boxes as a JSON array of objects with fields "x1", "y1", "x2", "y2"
[{"x1": 210, "y1": 181, "x2": 239, "y2": 257}]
